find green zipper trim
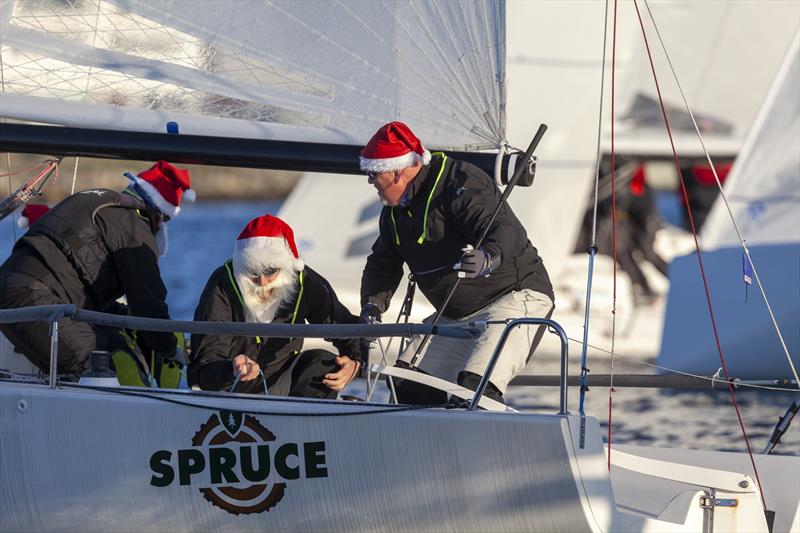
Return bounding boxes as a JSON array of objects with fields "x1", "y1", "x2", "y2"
[
  {"x1": 225, "y1": 260, "x2": 260, "y2": 345},
  {"x1": 287, "y1": 270, "x2": 304, "y2": 350},
  {"x1": 389, "y1": 153, "x2": 448, "y2": 246},
  {"x1": 417, "y1": 153, "x2": 448, "y2": 244}
]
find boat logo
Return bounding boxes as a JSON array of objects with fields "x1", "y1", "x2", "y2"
[{"x1": 148, "y1": 410, "x2": 328, "y2": 515}]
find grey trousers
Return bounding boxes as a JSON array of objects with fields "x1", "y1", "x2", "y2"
[{"x1": 398, "y1": 289, "x2": 554, "y2": 393}]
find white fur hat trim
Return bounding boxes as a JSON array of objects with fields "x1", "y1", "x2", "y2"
[
  {"x1": 233, "y1": 236, "x2": 305, "y2": 274},
  {"x1": 359, "y1": 149, "x2": 431, "y2": 174}
]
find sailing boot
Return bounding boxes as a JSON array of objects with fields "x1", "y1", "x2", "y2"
[
  {"x1": 154, "y1": 333, "x2": 187, "y2": 389},
  {"x1": 392, "y1": 360, "x2": 447, "y2": 405},
  {"x1": 453, "y1": 371, "x2": 505, "y2": 408},
  {"x1": 110, "y1": 348, "x2": 150, "y2": 387}
]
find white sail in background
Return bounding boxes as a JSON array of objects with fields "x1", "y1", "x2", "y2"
[
  {"x1": 658, "y1": 34, "x2": 800, "y2": 379},
  {"x1": 609, "y1": 1, "x2": 800, "y2": 156},
  {"x1": 701, "y1": 33, "x2": 800, "y2": 250},
  {"x1": 0, "y1": 0, "x2": 505, "y2": 149}
]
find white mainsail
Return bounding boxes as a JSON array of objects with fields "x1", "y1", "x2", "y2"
[{"x1": 0, "y1": 0, "x2": 504, "y2": 149}]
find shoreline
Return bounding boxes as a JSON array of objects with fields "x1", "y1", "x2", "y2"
[{"x1": 2, "y1": 153, "x2": 301, "y2": 202}]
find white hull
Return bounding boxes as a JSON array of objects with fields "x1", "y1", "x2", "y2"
[
  {"x1": 659, "y1": 244, "x2": 800, "y2": 379},
  {"x1": 1, "y1": 381, "x2": 792, "y2": 532}
]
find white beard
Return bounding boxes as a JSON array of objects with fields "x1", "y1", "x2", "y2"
[{"x1": 238, "y1": 268, "x2": 299, "y2": 323}]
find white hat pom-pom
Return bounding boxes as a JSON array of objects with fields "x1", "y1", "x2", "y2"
[
  {"x1": 294, "y1": 258, "x2": 305, "y2": 272},
  {"x1": 183, "y1": 189, "x2": 196, "y2": 203},
  {"x1": 17, "y1": 217, "x2": 29, "y2": 229}
]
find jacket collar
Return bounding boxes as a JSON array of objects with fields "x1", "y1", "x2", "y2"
[{"x1": 402, "y1": 158, "x2": 438, "y2": 204}]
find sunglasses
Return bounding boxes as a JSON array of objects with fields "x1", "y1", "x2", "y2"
[
  {"x1": 367, "y1": 170, "x2": 396, "y2": 182},
  {"x1": 248, "y1": 266, "x2": 281, "y2": 278}
]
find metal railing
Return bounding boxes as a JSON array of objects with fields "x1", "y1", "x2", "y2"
[
  {"x1": 0, "y1": 304, "x2": 486, "y2": 389},
  {"x1": 469, "y1": 318, "x2": 569, "y2": 414},
  {"x1": 0, "y1": 306, "x2": 571, "y2": 414}
]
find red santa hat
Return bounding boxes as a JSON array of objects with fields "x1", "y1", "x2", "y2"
[
  {"x1": 359, "y1": 121, "x2": 431, "y2": 174},
  {"x1": 17, "y1": 203, "x2": 50, "y2": 229},
  {"x1": 125, "y1": 160, "x2": 195, "y2": 218},
  {"x1": 233, "y1": 214, "x2": 305, "y2": 274}
]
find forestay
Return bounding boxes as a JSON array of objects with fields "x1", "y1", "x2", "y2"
[{"x1": 0, "y1": 0, "x2": 505, "y2": 150}]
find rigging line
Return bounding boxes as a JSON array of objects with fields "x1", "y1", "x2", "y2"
[
  {"x1": 6, "y1": 154, "x2": 16, "y2": 242},
  {"x1": 82, "y1": 0, "x2": 102, "y2": 112},
  {"x1": 578, "y1": 0, "x2": 611, "y2": 419},
  {"x1": 590, "y1": 0, "x2": 611, "y2": 246},
  {"x1": 631, "y1": 0, "x2": 768, "y2": 511},
  {"x1": 57, "y1": 382, "x2": 436, "y2": 417},
  {"x1": 565, "y1": 336, "x2": 799, "y2": 393},
  {"x1": 607, "y1": 0, "x2": 619, "y2": 472},
  {"x1": 1, "y1": 44, "x2": 15, "y2": 243},
  {"x1": 70, "y1": 157, "x2": 79, "y2": 195},
  {"x1": 643, "y1": 0, "x2": 798, "y2": 387},
  {"x1": 0, "y1": 160, "x2": 50, "y2": 178}
]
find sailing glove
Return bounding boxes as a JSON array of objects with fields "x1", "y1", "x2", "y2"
[{"x1": 455, "y1": 245, "x2": 501, "y2": 279}]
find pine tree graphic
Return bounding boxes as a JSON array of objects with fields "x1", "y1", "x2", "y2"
[{"x1": 228, "y1": 413, "x2": 237, "y2": 428}]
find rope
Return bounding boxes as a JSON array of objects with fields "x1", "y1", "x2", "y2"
[
  {"x1": 70, "y1": 157, "x2": 80, "y2": 195},
  {"x1": 0, "y1": 160, "x2": 54, "y2": 178},
  {"x1": 631, "y1": 0, "x2": 767, "y2": 511},
  {"x1": 564, "y1": 337, "x2": 799, "y2": 393},
  {"x1": 0, "y1": 39, "x2": 13, "y2": 243},
  {"x1": 229, "y1": 369, "x2": 269, "y2": 396},
  {"x1": 607, "y1": 0, "x2": 619, "y2": 472},
  {"x1": 57, "y1": 382, "x2": 436, "y2": 417},
  {"x1": 5, "y1": 154, "x2": 15, "y2": 242},
  {"x1": 642, "y1": 0, "x2": 798, "y2": 387}
]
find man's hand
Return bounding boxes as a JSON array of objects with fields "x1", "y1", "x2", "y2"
[
  {"x1": 322, "y1": 356, "x2": 361, "y2": 392},
  {"x1": 359, "y1": 303, "x2": 382, "y2": 325},
  {"x1": 454, "y1": 245, "x2": 499, "y2": 279},
  {"x1": 232, "y1": 354, "x2": 261, "y2": 382}
]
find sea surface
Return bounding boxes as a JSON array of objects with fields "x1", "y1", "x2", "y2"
[{"x1": 1, "y1": 201, "x2": 797, "y2": 457}]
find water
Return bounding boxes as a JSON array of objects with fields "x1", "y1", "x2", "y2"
[
  {"x1": 158, "y1": 201, "x2": 282, "y2": 320},
  {"x1": 2, "y1": 201, "x2": 797, "y2": 456},
  {"x1": 504, "y1": 378, "x2": 799, "y2": 456}
]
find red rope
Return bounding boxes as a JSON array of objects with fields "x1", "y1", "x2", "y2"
[
  {"x1": 0, "y1": 160, "x2": 51, "y2": 179},
  {"x1": 607, "y1": 0, "x2": 619, "y2": 472},
  {"x1": 25, "y1": 160, "x2": 60, "y2": 190},
  {"x1": 631, "y1": 0, "x2": 767, "y2": 511}
]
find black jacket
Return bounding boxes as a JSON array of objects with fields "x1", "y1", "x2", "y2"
[
  {"x1": 1, "y1": 189, "x2": 176, "y2": 354},
  {"x1": 361, "y1": 154, "x2": 553, "y2": 319},
  {"x1": 189, "y1": 262, "x2": 360, "y2": 392}
]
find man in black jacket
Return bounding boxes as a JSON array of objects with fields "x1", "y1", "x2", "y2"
[
  {"x1": 359, "y1": 122, "x2": 555, "y2": 405},
  {"x1": 189, "y1": 214, "x2": 361, "y2": 398},
  {"x1": 0, "y1": 160, "x2": 194, "y2": 385}
]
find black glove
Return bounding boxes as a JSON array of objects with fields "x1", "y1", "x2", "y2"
[
  {"x1": 359, "y1": 303, "x2": 383, "y2": 325},
  {"x1": 454, "y1": 246, "x2": 501, "y2": 279},
  {"x1": 358, "y1": 303, "x2": 382, "y2": 365}
]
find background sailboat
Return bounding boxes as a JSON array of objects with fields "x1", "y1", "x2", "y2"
[{"x1": 658, "y1": 33, "x2": 800, "y2": 380}]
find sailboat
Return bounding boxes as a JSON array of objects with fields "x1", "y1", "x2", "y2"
[
  {"x1": 658, "y1": 33, "x2": 800, "y2": 380},
  {"x1": 0, "y1": 0, "x2": 798, "y2": 531}
]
